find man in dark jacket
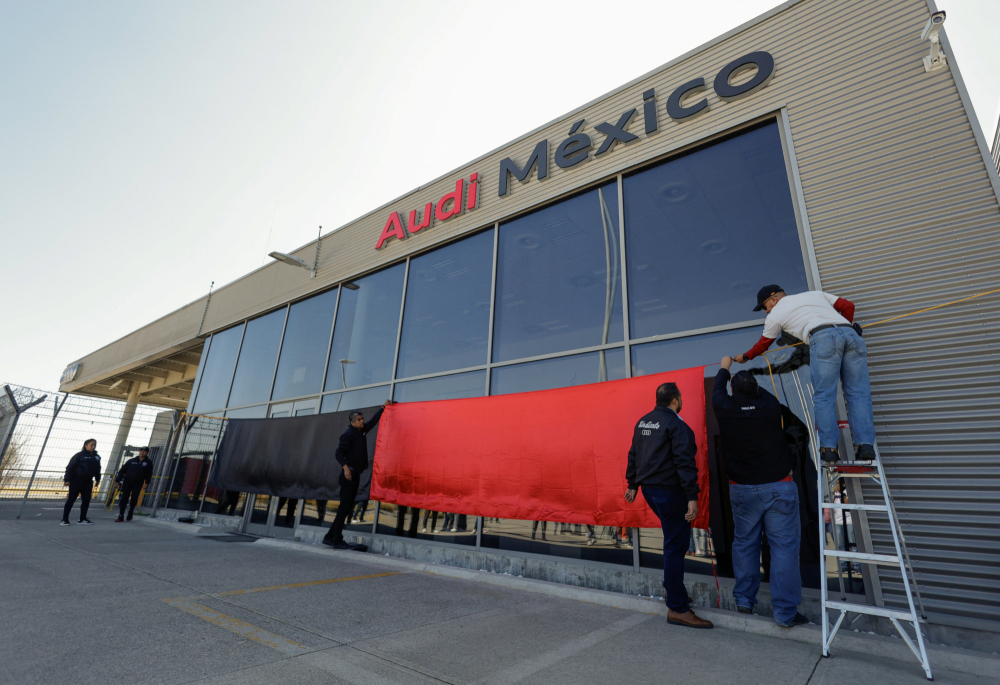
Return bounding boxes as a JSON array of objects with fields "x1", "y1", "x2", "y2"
[
  {"x1": 114, "y1": 447, "x2": 153, "y2": 522},
  {"x1": 323, "y1": 400, "x2": 393, "y2": 549},
  {"x1": 625, "y1": 383, "x2": 712, "y2": 629},
  {"x1": 61, "y1": 439, "x2": 102, "y2": 525},
  {"x1": 714, "y1": 356, "x2": 807, "y2": 627}
]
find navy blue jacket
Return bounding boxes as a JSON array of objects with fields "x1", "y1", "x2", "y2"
[
  {"x1": 65, "y1": 450, "x2": 102, "y2": 481},
  {"x1": 116, "y1": 456, "x2": 153, "y2": 486},
  {"x1": 626, "y1": 405, "x2": 699, "y2": 500}
]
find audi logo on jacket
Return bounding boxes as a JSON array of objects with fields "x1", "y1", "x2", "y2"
[{"x1": 626, "y1": 406, "x2": 699, "y2": 500}]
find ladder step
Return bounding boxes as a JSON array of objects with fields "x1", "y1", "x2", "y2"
[
  {"x1": 824, "y1": 600, "x2": 914, "y2": 621},
  {"x1": 821, "y1": 503, "x2": 887, "y2": 511},
  {"x1": 824, "y1": 549, "x2": 899, "y2": 565}
]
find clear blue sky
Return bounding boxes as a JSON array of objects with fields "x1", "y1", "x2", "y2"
[{"x1": 2, "y1": 0, "x2": 997, "y2": 392}]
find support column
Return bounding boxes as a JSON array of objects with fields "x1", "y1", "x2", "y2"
[{"x1": 102, "y1": 382, "x2": 139, "y2": 497}]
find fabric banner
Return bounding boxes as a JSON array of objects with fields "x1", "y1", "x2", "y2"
[
  {"x1": 372, "y1": 366, "x2": 709, "y2": 528},
  {"x1": 210, "y1": 406, "x2": 382, "y2": 500}
]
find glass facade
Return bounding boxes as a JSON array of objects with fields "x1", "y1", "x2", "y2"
[
  {"x1": 271, "y1": 288, "x2": 338, "y2": 401},
  {"x1": 178, "y1": 120, "x2": 817, "y2": 581}
]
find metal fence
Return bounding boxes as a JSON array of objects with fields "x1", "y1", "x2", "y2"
[{"x1": 0, "y1": 382, "x2": 178, "y2": 520}]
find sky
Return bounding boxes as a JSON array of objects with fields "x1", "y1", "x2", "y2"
[{"x1": 2, "y1": 0, "x2": 998, "y2": 393}]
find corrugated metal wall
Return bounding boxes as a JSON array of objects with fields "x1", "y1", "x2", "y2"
[{"x1": 60, "y1": 0, "x2": 1000, "y2": 630}]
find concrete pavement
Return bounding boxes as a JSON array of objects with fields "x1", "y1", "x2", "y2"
[{"x1": 0, "y1": 508, "x2": 994, "y2": 685}]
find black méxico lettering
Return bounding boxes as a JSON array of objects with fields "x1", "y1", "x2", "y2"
[
  {"x1": 713, "y1": 51, "x2": 775, "y2": 101},
  {"x1": 554, "y1": 119, "x2": 592, "y2": 169},
  {"x1": 594, "y1": 109, "x2": 638, "y2": 156},
  {"x1": 666, "y1": 77, "x2": 710, "y2": 120},
  {"x1": 498, "y1": 139, "x2": 549, "y2": 197},
  {"x1": 643, "y1": 89, "x2": 658, "y2": 135}
]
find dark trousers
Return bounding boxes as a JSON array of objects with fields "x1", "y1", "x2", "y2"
[
  {"x1": 63, "y1": 477, "x2": 94, "y2": 522},
  {"x1": 118, "y1": 480, "x2": 144, "y2": 518},
  {"x1": 642, "y1": 486, "x2": 692, "y2": 613},
  {"x1": 325, "y1": 472, "x2": 360, "y2": 543}
]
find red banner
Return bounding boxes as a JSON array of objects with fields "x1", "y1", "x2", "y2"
[{"x1": 371, "y1": 366, "x2": 709, "y2": 529}]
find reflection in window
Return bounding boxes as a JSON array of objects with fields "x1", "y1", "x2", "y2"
[
  {"x1": 480, "y1": 517, "x2": 632, "y2": 565},
  {"x1": 490, "y1": 349, "x2": 626, "y2": 396},
  {"x1": 167, "y1": 414, "x2": 224, "y2": 511},
  {"x1": 325, "y1": 264, "x2": 406, "y2": 390},
  {"x1": 624, "y1": 122, "x2": 807, "y2": 340},
  {"x1": 630, "y1": 328, "x2": 767, "y2": 378},
  {"x1": 493, "y1": 182, "x2": 623, "y2": 362},
  {"x1": 192, "y1": 326, "x2": 244, "y2": 414},
  {"x1": 376, "y1": 503, "x2": 476, "y2": 547},
  {"x1": 224, "y1": 404, "x2": 268, "y2": 419},
  {"x1": 271, "y1": 289, "x2": 338, "y2": 401},
  {"x1": 392, "y1": 371, "x2": 485, "y2": 403},
  {"x1": 396, "y1": 230, "x2": 493, "y2": 378},
  {"x1": 227, "y1": 309, "x2": 286, "y2": 408},
  {"x1": 320, "y1": 385, "x2": 390, "y2": 413}
]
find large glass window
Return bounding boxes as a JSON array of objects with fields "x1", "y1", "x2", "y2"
[
  {"x1": 623, "y1": 122, "x2": 807, "y2": 340},
  {"x1": 492, "y1": 181, "x2": 623, "y2": 363},
  {"x1": 271, "y1": 288, "x2": 338, "y2": 401},
  {"x1": 226, "y1": 308, "x2": 286, "y2": 408},
  {"x1": 320, "y1": 385, "x2": 390, "y2": 414},
  {"x1": 377, "y1": 503, "x2": 477, "y2": 547},
  {"x1": 630, "y1": 328, "x2": 766, "y2": 379},
  {"x1": 393, "y1": 371, "x2": 486, "y2": 403},
  {"x1": 490, "y1": 349, "x2": 625, "y2": 396},
  {"x1": 396, "y1": 230, "x2": 493, "y2": 379},
  {"x1": 192, "y1": 325, "x2": 244, "y2": 414},
  {"x1": 325, "y1": 264, "x2": 406, "y2": 390}
]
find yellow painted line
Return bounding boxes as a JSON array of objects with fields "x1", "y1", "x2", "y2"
[
  {"x1": 163, "y1": 597, "x2": 310, "y2": 656},
  {"x1": 210, "y1": 571, "x2": 401, "y2": 598}
]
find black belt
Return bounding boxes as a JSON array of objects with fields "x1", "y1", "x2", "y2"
[{"x1": 810, "y1": 323, "x2": 852, "y2": 337}]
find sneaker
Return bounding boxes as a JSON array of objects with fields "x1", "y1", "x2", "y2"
[
  {"x1": 115, "y1": 517, "x2": 124, "y2": 523},
  {"x1": 421, "y1": 527, "x2": 428, "y2": 533},
  {"x1": 450, "y1": 527, "x2": 458, "y2": 532},
  {"x1": 126, "y1": 516, "x2": 133, "y2": 522},
  {"x1": 777, "y1": 612, "x2": 809, "y2": 628},
  {"x1": 587, "y1": 538, "x2": 596, "y2": 546},
  {"x1": 77, "y1": 519, "x2": 93, "y2": 525},
  {"x1": 820, "y1": 447, "x2": 840, "y2": 465},
  {"x1": 737, "y1": 605, "x2": 753, "y2": 615},
  {"x1": 855, "y1": 444, "x2": 876, "y2": 461},
  {"x1": 330, "y1": 540, "x2": 352, "y2": 550},
  {"x1": 60, "y1": 520, "x2": 71, "y2": 526}
]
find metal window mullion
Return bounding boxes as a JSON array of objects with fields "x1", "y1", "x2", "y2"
[
  {"x1": 389, "y1": 258, "x2": 411, "y2": 401},
  {"x1": 267, "y1": 306, "x2": 292, "y2": 403},
  {"x1": 196, "y1": 420, "x2": 226, "y2": 515},
  {"x1": 777, "y1": 107, "x2": 822, "y2": 290},
  {"x1": 485, "y1": 224, "x2": 499, "y2": 396},
  {"x1": 187, "y1": 335, "x2": 212, "y2": 414},
  {"x1": 223, "y1": 323, "x2": 249, "y2": 410},
  {"x1": 320, "y1": 286, "x2": 343, "y2": 395},
  {"x1": 617, "y1": 173, "x2": 631, "y2": 378}
]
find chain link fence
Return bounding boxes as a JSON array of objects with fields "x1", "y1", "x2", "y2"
[{"x1": 0, "y1": 382, "x2": 178, "y2": 520}]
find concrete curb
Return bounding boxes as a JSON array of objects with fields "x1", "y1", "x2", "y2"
[
  {"x1": 141, "y1": 517, "x2": 239, "y2": 536},
  {"x1": 255, "y1": 537, "x2": 1000, "y2": 679}
]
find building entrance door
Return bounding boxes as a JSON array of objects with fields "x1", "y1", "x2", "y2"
[{"x1": 241, "y1": 398, "x2": 319, "y2": 537}]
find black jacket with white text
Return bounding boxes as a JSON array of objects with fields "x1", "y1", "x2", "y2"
[{"x1": 625, "y1": 406, "x2": 699, "y2": 500}]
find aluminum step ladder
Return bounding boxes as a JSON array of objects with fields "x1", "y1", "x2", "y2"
[{"x1": 818, "y1": 443, "x2": 933, "y2": 680}]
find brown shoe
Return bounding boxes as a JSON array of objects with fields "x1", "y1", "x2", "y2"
[{"x1": 667, "y1": 609, "x2": 714, "y2": 629}]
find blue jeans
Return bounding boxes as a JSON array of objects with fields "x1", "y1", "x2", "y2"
[
  {"x1": 642, "y1": 487, "x2": 691, "y2": 613},
  {"x1": 730, "y1": 481, "x2": 801, "y2": 625},
  {"x1": 809, "y1": 327, "x2": 875, "y2": 449}
]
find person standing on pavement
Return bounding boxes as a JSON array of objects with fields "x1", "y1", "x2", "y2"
[
  {"x1": 713, "y1": 357, "x2": 808, "y2": 627},
  {"x1": 625, "y1": 383, "x2": 713, "y2": 629},
  {"x1": 323, "y1": 400, "x2": 393, "y2": 549},
  {"x1": 734, "y1": 285, "x2": 873, "y2": 465},
  {"x1": 61, "y1": 439, "x2": 101, "y2": 526},
  {"x1": 114, "y1": 447, "x2": 153, "y2": 522}
]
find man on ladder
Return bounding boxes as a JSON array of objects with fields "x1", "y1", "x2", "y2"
[
  {"x1": 736, "y1": 284, "x2": 933, "y2": 679},
  {"x1": 734, "y1": 284, "x2": 873, "y2": 464}
]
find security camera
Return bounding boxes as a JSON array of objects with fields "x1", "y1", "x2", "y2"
[{"x1": 921, "y1": 11, "x2": 947, "y2": 72}]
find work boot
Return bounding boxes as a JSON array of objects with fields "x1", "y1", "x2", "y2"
[
  {"x1": 819, "y1": 447, "x2": 840, "y2": 465},
  {"x1": 737, "y1": 605, "x2": 753, "y2": 615},
  {"x1": 777, "y1": 611, "x2": 809, "y2": 628},
  {"x1": 667, "y1": 609, "x2": 714, "y2": 629},
  {"x1": 855, "y1": 444, "x2": 876, "y2": 461}
]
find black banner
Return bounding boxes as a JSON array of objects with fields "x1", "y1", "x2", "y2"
[{"x1": 210, "y1": 405, "x2": 382, "y2": 500}]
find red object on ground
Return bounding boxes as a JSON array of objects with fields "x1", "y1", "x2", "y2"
[{"x1": 371, "y1": 366, "x2": 709, "y2": 529}]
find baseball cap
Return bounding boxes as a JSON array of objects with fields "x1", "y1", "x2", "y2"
[{"x1": 753, "y1": 284, "x2": 783, "y2": 312}]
